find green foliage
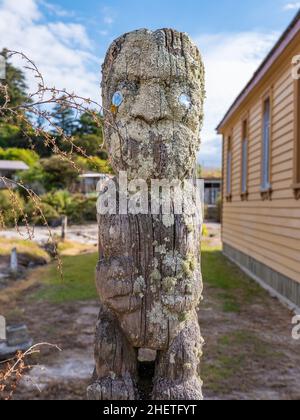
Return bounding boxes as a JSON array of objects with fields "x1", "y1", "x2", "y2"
[
  {"x1": 18, "y1": 163, "x2": 45, "y2": 187},
  {"x1": 76, "y1": 112, "x2": 103, "y2": 136},
  {"x1": 41, "y1": 190, "x2": 73, "y2": 215},
  {"x1": 31, "y1": 191, "x2": 97, "y2": 225},
  {"x1": 41, "y1": 156, "x2": 78, "y2": 191},
  {"x1": 51, "y1": 97, "x2": 76, "y2": 136},
  {"x1": 65, "y1": 194, "x2": 97, "y2": 224},
  {"x1": 25, "y1": 201, "x2": 59, "y2": 225},
  {"x1": 0, "y1": 122, "x2": 51, "y2": 156},
  {"x1": 0, "y1": 124, "x2": 21, "y2": 148},
  {"x1": 77, "y1": 156, "x2": 113, "y2": 174},
  {"x1": 0, "y1": 190, "x2": 25, "y2": 226},
  {"x1": 0, "y1": 147, "x2": 39, "y2": 167},
  {"x1": 0, "y1": 187, "x2": 97, "y2": 226},
  {"x1": 74, "y1": 134, "x2": 103, "y2": 157},
  {"x1": 0, "y1": 51, "x2": 29, "y2": 120}
]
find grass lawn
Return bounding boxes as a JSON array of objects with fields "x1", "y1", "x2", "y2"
[
  {"x1": 9, "y1": 235, "x2": 299, "y2": 400},
  {"x1": 200, "y1": 242, "x2": 288, "y2": 397},
  {"x1": 30, "y1": 241, "x2": 264, "y2": 308},
  {"x1": 201, "y1": 243, "x2": 264, "y2": 313},
  {"x1": 30, "y1": 242, "x2": 263, "y2": 311},
  {"x1": 31, "y1": 252, "x2": 98, "y2": 303}
]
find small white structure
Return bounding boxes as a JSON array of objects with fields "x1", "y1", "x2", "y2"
[
  {"x1": 10, "y1": 247, "x2": 18, "y2": 275},
  {"x1": 78, "y1": 173, "x2": 112, "y2": 195},
  {"x1": 0, "y1": 160, "x2": 29, "y2": 189},
  {"x1": 0, "y1": 316, "x2": 6, "y2": 342},
  {"x1": 204, "y1": 178, "x2": 221, "y2": 206},
  {"x1": 0, "y1": 55, "x2": 5, "y2": 80}
]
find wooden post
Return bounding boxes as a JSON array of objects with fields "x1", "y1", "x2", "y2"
[{"x1": 88, "y1": 29, "x2": 205, "y2": 401}]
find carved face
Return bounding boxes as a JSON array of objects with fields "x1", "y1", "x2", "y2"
[{"x1": 102, "y1": 29, "x2": 205, "y2": 180}]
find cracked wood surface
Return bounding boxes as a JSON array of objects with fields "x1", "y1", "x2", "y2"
[{"x1": 88, "y1": 28, "x2": 205, "y2": 401}]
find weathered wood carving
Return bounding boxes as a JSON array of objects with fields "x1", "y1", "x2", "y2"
[{"x1": 88, "y1": 28, "x2": 205, "y2": 401}]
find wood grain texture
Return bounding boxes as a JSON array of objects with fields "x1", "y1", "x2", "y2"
[{"x1": 87, "y1": 29, "x2": 205, "y2": 401}]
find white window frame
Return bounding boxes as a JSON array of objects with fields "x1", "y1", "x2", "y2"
[
  {"x1": 261, "y1": 94, "x2": 272, "y2": 197},
  {"x1": 241, "y1": 118, "x2": 248, "y2": 196},
  {"x1": 226, "y1": 136, "x2": 232, "y2": 200}
]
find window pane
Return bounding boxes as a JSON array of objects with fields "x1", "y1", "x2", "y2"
[
  {"x1": 242, "y1": 139, "x2": 248, "y2": 193},
  {"x1": 262, "y1": 98, "x2": 271, "y2": 189},
  {"x1": 227, "y1": 151, "x2": 232, "y2": 195},
  {"x1": 296, "y1": 80, "x2": 300, "y2": 183},
  {"x1": 242, "y1": 120, "x2": 248, "y2": 194}
]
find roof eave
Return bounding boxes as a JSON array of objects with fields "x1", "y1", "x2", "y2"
[{"x1": 217, "y1": 10, "x2": 300, "y2": 133}]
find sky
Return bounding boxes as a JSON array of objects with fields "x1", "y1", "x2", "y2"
[{"x1": 0, "y1": 0, "x2": 299, "y2": 168}]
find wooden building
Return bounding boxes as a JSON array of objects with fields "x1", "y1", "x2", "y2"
[{"x1": 217, "y1": 11, "x2": 300, "y2": 309}]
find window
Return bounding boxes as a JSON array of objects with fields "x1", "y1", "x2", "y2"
[
  {"x1": 226, "y1": 136, "x2": 232, "y2": 201},
  {"x1": 241, "y1": 119, "x2": 248, "y2": 199},
  {"x1": 204, "y1": 182, "x2": 221, "y2": 205},
  {"x1": 294, "y1": 78, "x2": 300, "y2": 199},
  {"x1": 261, "y1": 97, "x2": 272, "y2": 198}
]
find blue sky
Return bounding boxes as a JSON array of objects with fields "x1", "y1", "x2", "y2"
[
  {"x1": 46, "y1": 0, "x2": 297, "y2": 41},
  {"x1": 0, "y1": 0, "x2": 299, "y2": 168}
]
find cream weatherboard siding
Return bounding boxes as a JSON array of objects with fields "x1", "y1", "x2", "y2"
[{"x1": 219, "y1": 21, "x2": 300, "y2": 308}]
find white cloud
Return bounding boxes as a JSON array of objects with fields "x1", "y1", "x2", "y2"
[
  {"x1": 47, "y1": 22, "x2": 91, "y2": 49},
  {"x1": 1, "y1": 0, "x2": 41, "y2": 22},
  {"x1": 99, "y1": 30, "x2": 109, "y2": 37},
  {"x1": 41, "y1": 0, "x2": 75, "y2": 17},
  {"x1": 0, "y1": 0, "x2": 100, "y2": 102},
  {"x1": 283, "y1": 2, "x2": 300, "y2": 10},
  {"x1": 102, "y1": 6, "x2": 115, "y2": 25},
  {"x1": 0, "y1": 0, "x2": 280, "y2": 169},
  {"x1": 195, "y1": 31, "x2": 278, "y2": 168},
  {"x1": 104, "y1": 16, "x2": 114, "y2": 25}
]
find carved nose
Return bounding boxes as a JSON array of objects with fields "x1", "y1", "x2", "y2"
[{"x1": 130, "y1": 84, "x2": 169, "y2": 123}]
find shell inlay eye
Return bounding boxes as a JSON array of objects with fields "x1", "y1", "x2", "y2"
[
  {"x1": 179, "y1": 93, "x2": 191, "y2": 109},
  {"x1": 112, "y1": 91, "x2": 123, "y2": 107}
]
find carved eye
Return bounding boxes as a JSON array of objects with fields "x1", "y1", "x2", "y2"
[
  {"x1": 179, "y1": 93, "x2": 191, "y2": 109},
  {"x1": 112, "y1": 91, "x2": 123, "y2": 107}
]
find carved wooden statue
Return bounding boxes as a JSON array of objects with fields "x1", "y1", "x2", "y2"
[{"x1": 88, "y1": 29, "x2": 205, "y2": 401}]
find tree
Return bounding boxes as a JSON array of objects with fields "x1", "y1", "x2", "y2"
[
  {"x1": 77, "y1": 111, "x2": 103, "y2": 136},
  {"x1": 73, "y1": 111, "x2": 106, "y2": 157},
  {"x1": 76, "y1": 156, "x2": 113, "y2": 174},
  {"x1": 51, "y1": 96, "x2": 76, "y2": 136},
  {"x1": 74, "y1": 134, "x2": 104, "y2": 157},
  {"x1": 0, "y1": 49, "x2": 29, "y2": 121},
  {"x1": 41, "y1": 155, "x2": 78, "y2": 191},
  {"x1": 0, "y1": 147, "x2": 39, "y2": 167}
]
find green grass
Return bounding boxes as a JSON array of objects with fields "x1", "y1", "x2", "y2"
[
  {"x1": 202, "y1": 329, "x2": 283, "y2": 394},
  {"x1": 0, "y1": 237, "x2": 50, "y2": 263},
  {"x1": 201, "y1": 244, "x2": 264, "y2": 313},
  {"x1": 31, "y1": 253, "x2": 98, "y2": 303},
  {"x1": 29, "y1": 240, "x2": 262, "y2": 310}
]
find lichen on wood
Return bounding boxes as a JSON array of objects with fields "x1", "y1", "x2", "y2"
[{"x1": 88, "y1": 28, "x2": 205, "y2": 401}]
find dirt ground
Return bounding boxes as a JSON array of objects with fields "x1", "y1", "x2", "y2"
[
  {"x1": 0, "y1": 224, "x2": 98, "y2": 246},
  {"x1": 1, "y1": 223, "x2": 300, "y2": 400}
]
